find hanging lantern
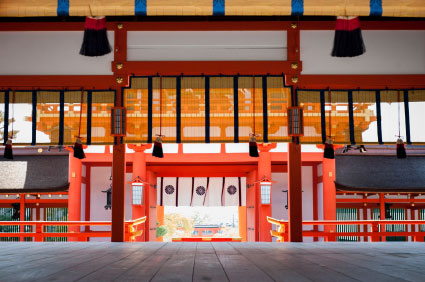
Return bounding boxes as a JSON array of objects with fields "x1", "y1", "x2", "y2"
[
  {"x1": 257, "y1": 177, "x2": 275, "y2": 205},
  {"x1": 287, "y1": 107, "x2": 304, "y2": 137},
  {"x1": 396, "y1": 138, "x2": 407, "y2": 159},
  {"x1": 249, "y1": 134, "x2": 259, "y2": 158},
  {"x1": 324, "y1": 138, "x2": 335, "y2": 159},
  {"x1": 102, "y1": 185, "x2": 112, "y2": 210},
  {"x1": 131, "y1": 176, "x2": 145, "y2": 205},
  {"x1": 4, "y1": 139, "x2": 13, "y2": 160},
  {"x1": 111, "y1": 107, "x2": 126, "y2": 136}
]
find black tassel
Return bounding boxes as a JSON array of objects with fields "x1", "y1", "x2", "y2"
[
  {"x1": 249, "y1": 135, "x2": 259, "y2": 158},
  {"x1": 332, "y1": 17, "x2": 365, "y2": 57},
  {"x1": 79, "y1": 17, "x2": 112, "y2": 57},
  {"x1": 73, "y1": 138, "x2": 86, "y2": 159},
  {"x1": 152, "y1": 136, "x2": 164, "y2": 158},
  {"x1": 324, "y1": 138, "x2": 335, "y2": 159},
  {"x1": 4, "y1": 139, "x2": 13, "y2": 160},
  {"x1": 396, "y1": 138, "x2": 407, "y2": 159}
]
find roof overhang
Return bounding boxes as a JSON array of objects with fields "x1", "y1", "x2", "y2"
[{"x1": 1, "y1": 1, "x2": 424, "y2": 18}]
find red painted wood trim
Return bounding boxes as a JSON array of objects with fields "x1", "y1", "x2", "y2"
[
  {"x1": 1, "y1": 21, "x2": 424, "y2": 32},
  {"x1": 113, "y1": 61, "x2": 300, "y2": 76},
  {"x1": 0, "y1": 76, "x2": 115, "y2": 89},
  {"x1": 299, "y1": 75, "x2": 425, "y2": 89}
]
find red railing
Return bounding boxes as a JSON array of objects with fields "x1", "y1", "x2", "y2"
[
  {"x1": 0, "y1": 216, "x2": 146, "y2": 242},
  {"x1": 267, "y1": 217, "x2": 425, "y2": 242}
]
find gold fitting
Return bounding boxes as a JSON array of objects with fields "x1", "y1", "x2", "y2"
[
  {"x1": 116, "y1": 77, "x2": 124, "y2": 84},
  {"x1": 117, "y1": 23, "x2": 124, "y2": 30},
  {"x1": 116, "y1": 63, "x2": 123, "y2": 70},
  {"x1": 363, "y1": 203, "x2": 367, "y2": 206},
  {"x1": 412, "y1": 203, "x2": 415, "y2": 207},
  {"x1": 37, "y1": 148, "x2": 43, "y2": 153},
  {"x1": 36, "y1": 203, "x2": 39, "y2": 206},
  {"x1": 291, "y1": 23, "x2": 297, "y2": 29},
  {"x1": 291, "y1": 76, "x2": 299, "y2": 83},
  {"x1": 291, "y1": 63, "x2": 298, "y2": 69}
]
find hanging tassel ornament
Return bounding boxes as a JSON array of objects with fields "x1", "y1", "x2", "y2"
[
  {"x1": 152, "y1": 135, "x2": 164, "y2": 158},
  {"x1": 332, "y1": 16, "x2": 366, "y2": 57},
  {"x1": 249, "y1": 134, "x2": 259, "y2": 158},
  {"x1": 249, "y1": 76, "x2": 259, "y2": 158},
  {"x1": 80, "y1": 17, "x2": 112, "y2": 57},
  {"x1": 324, "y1": 138, "x2": 335, "y2": 159},
  {"x1": 4, "y1": 139, "x2": 13, "y2": 160},
  {"x1": 396, "y1": 138, "x2": 406, "y2": 159},
  {"x1": 73, "y1": 138, "x2": 86, "y2": 159},
  {"x1": 395, "y1": 90, "x2": 406, "y2": 159},
  {"x1": 152, "y1": 76, "x2": 164, "y2": 158},
  {"x1": 73, "y1": 90, "x2": 86, "y2": 159}
]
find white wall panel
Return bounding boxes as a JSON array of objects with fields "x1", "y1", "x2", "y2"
[
  {"x1": 128, "y1": 31, "x2": 287, "y2": 61},
  {"x1": 90, "y1": 167, "x2": 132, "y2": 242},
  {"x1": 301, "y1": 30, "x2": 425, "y2": 74},
  {"x1": 0, "y1": 31, "x2": 114, "y2": 75}
]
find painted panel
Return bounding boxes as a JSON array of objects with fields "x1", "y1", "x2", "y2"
[
  {"x1": 0, "y1": 31, "x2": 114, "y2": 75},
  {"x1": 128, "y1": 31, "x2": 287, "y2": 61},
  {"x1": 301, "y1": 31, "x2": 425, "y2": 74}
]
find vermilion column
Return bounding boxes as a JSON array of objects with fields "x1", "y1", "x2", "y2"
[
  {"x1": 288, "y1": 142, "x2": 303, "y2": 242},
  {"x1": 257, "y1": 143, "x2": 276, "y2": 242},
  {"x1": 322, "y1": 157, "x2": 336, "y2": 241},
  {"x1": 128, "y1": 144, "x2": 151, "y2": 242},
  {"x1": 111, "y1": 143, "x2": 126, "y2": 242},
  {"x1": 19, "y1": 194, "x2": 25, "y2": 241},
  {"x1": 68, "y1": 152, "x2": 82, "y2": 241},
  {"x1": 379, "y1": 193, "x2": 386, "y2": 242},
  {"x1": 147, "y1": 170, "x2": 157, "y2": 241}
]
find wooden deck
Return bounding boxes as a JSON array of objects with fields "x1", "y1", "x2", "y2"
[{"x1": 1, "y1": 242, "x2": 425, "y2": 282}]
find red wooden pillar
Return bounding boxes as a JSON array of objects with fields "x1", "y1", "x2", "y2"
[
  {"x1": 35, "y1": 198, "x2": 42, "y2": 242},
  {"x1": 312, "y1": 164, "x2": 319, "y2": 242},
  {"x1": 257, "y1": 143, "x2": 276, "y2": 242},
  {"x1": 362, "y1": 195, "x2": 368, "y2": 242},
  {"x1": 147, "y1": 170, "x2": 157, "y2": 241},
  {"x1": 128, "y1": 144, "x2": 151, "y2": 242},
  {"x1": 111, "y1": 20, "x2": 128, "y2": 242},
  {"x1": 288, "y1": 142, "x2": 303, "y2": 242},
  {"x1": 379, "y1": 193, "x2": 386, "y2": 242},
  {"x1": 84, "y1": 165, "x2": 91, "y2": 240},
  {"x1": 322, "y1": 157, "x2": 336, "y2": 241},
  {"x1": 68, "y1": 153, "x2": 82, "y2": 241},
  {"x1": 246, "y1": 170, "x2": 257, "y2": 242},
  {"x1": 19, "y1": 194, "x2": 25, "y2": 241}
]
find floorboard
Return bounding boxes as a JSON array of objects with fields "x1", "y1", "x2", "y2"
[{"x1": 0, "y1": 242, "x2": 425, "y2": 282}]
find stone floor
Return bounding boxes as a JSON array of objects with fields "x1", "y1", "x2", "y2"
[{"x1": 1, "y1": 242, "x2": 425, "y2": 282}]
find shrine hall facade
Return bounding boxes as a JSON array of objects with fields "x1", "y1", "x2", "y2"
[{"x1": 0, "y1": 1, "x2": 425, "y2": 244}]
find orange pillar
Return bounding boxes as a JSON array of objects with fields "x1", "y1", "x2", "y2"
[
  {"x1": 147, "y1": 170, "x2": 157, "y2": 241},
  {"x1": 288, "y1": 142, "x2": 303, "y2": 242},
  {"x1": 156, "y1": 205, "x2": 165, "y2": 242},
  {"x1": 19, "y1": 194, "x2": 25, "y2": 241},
  {"x1": 68, "y1": 152, "x2": 82, "y2": 241},
  {"x1": 35, "y1": 199, "x2": 42, "y2": 242},
  {"x1": 312, "y1": 164, "x2": 319, "y2": 242},
  {"x1": 257, "y1": 143, "x2": 276, "y2": 242},
  {"x1": 128, "y1": 144, "x2": 151, "y2": 242},
  {"x1": 322, "y1": 157, "x2": 336, "y2": 241},
  {"x1": 111, "y1": 143, "x2": 126, "y2": 242},
  {"x1": 379, "y1": 193, "x2": 386, "y2": 242},
  {"x1": 246, "y1": 170, "x2": 257, "y2": 242},
  {"x1": 238, "y1": 206, "x2": 247, "y2": 242}
]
